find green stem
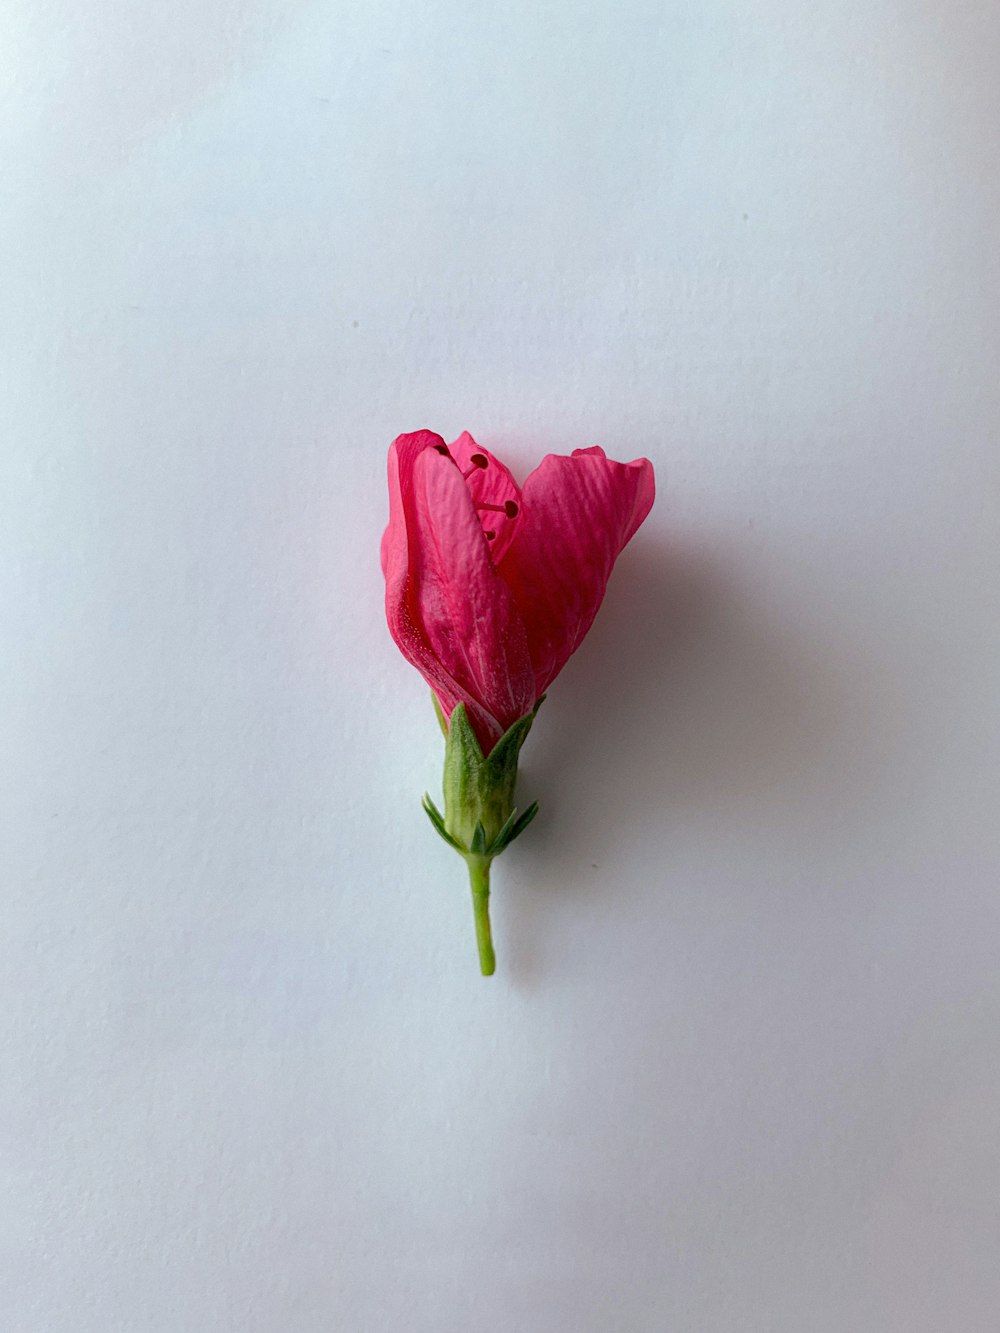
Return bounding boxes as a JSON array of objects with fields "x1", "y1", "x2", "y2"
[{"x1": 468, "y1": 857, "x2": 495, "y2": 976}]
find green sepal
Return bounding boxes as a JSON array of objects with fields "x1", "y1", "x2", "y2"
[
  {"x1": 441, "y1": 702, "x2": 485, "y2": 846},
  {"x1": 429, "y1": 699, "x2": 542, "y2": 860}
]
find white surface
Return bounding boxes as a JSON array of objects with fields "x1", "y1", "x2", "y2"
[{"x1": 3, "y1": 2, "x2": 1000, "y2": 1329}]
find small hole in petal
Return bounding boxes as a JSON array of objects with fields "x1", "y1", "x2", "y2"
[
  {"x1": 484, "y1": 530, "x2": 497, "y2": 541},
  {"x1": 504, "y1": 501, "x2": 519, "y2": 518}
]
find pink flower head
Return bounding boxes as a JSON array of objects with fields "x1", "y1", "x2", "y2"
[{"x1": 382, "y1": 430, "x2": 655, "y2": 751}]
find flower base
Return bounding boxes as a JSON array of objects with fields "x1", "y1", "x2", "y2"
[{"x1": 422, "y1": 698, "x2": 543, "y2": 975}]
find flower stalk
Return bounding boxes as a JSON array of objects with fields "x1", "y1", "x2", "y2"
[{"x1": 468, "y1": 857, "x2": 495, "y2": 976}]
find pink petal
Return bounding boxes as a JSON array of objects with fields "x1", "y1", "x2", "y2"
[
  {"x1": 383, "y1": 431, "x2": 536, "y2": 750},
  {"x1": 447, "y1": 432, "x2": 524, "y2": 564},
  {"x1": 497, "y1": 447, "x2": 655, "y2": 695}
]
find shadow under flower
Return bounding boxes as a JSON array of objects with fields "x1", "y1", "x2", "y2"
[{"x1": 500, "y1": 534, "x2": 900, "y2": 987}]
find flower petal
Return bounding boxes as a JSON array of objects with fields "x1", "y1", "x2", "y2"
[
  {"x1": 383, "y1": 431, "x2": 536, "y2": 750},
  {"x1": 497, "y1": 447, "x2": 655, "y2": 695},
  {"x1": 447, "y1": 431, "x2": 524, "y2": 564}
]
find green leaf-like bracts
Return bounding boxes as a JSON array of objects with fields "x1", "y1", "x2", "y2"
[
  {"x1": 485, "y1": 805, "x2": 521, "y2": 856},
  {"x1": 489, "y1": 800, "x2": 540, "y2": 855},
  {"x1": 421, "y1": 792, "x2": 464, "y2": 851}
]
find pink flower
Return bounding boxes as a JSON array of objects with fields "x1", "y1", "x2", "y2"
[{"x1": 382, "y1": 430, "x2": 655, "y2": 751}]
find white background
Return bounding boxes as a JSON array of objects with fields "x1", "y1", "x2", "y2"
[{"x1": 3, "y1": 2, "x2": 1000, "y2": 1329}]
